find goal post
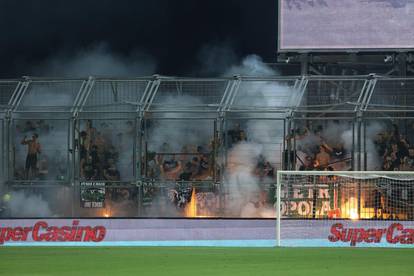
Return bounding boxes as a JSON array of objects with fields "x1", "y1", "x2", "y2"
[{"x1": 276, "y1": 171, "x2": 414, "y2": 248}]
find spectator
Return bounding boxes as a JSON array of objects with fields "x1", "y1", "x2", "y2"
[
  {"x1": 315, "y1": 145, "x2": 330, "y2": 169},
  {"x1": 407, "y1": 147, "x2": 414, "y2": 167},
  {"x1": 178, "y1": 162, "x2": 193, "y2": 181},
  {"x1": 161, "y1": 155, "x2": 182, "y2": 180},
  {"x1": 228, "y1": 123, "x2": 247, "y2": 146},
  {"x1": 83, "y1": 157, "x2": 99, "y2": 180},
  {"x1": 103, "y1": 163, "x2": 121, "y2": 181},
  {"x1": 21, "y1": 133, "x2": 41, "y2": 179},
  {"x1": 84, "y1": 120, "x2": 97, "y2": 152}
]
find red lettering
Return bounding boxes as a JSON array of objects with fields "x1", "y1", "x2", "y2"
[
  {"x1": 93, "y1": 226, "x2": 106, "y2": 242},
  {"x1": 400, "y1": 229, "x2": 414, "y2": 244},
  {"x1": 5, "y1": 228, "x2": 16, "y2": 242},
  {"x1": 0, "y1": 228, "x2": 11, "y2": 244},
  {"x1": 328, "y1": 223, "x2": 414, "y2": 246},
  {"x1": 373, "y1": 229, "x2": 386, "y2": 243},
  {"x1": 328, "y1": 223, "x2": 343, "y2": 242},
  {"x1": 32, "y1": 221, "x2": 48, "y2": 241},
  {"x1": 0, "y1": 228, "x2": 7, "y2": 244},
  {"x1": 11, "y1": 227, "x2": 24, "y2": 241},
  {"x1": 75, "y1": 227, "x2": 84, "y2": 241},
  {"x1": 83, "y1": 227, "x2": 95, "y2": 242},
  {"x1": 386, "y1": 223, "x2": 403, "y2": 244},
  {"x1": 350, "y1": 229, "x2": 368, "y2": 246},
  {"x1": 364, "y1": 229, "x2": 375, "y2": 243},
  {"x1": 21, "y1": 227, "x2": 32, "y2": 241},
  {"x1": 1, "y1": 220, "x2": 105, "y2": 245}
]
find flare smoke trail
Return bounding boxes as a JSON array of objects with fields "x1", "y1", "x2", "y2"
[{"x1": 222, "y1": 55, "x2": 290, "y2": 217}]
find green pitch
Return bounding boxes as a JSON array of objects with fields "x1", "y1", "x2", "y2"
[{"x1": 1, "y1": 247, "x2": 413, "y2": 276}]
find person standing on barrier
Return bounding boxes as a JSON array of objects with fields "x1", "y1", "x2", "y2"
[{"x1": 21, "y1": 133, "x2": 41, "y2": 180}]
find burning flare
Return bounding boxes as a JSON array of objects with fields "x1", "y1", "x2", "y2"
[{"x1": 185, "y1": 188, "x2": 197, "y2": 217}]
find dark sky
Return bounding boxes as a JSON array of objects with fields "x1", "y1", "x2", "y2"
[{"x1": 0, "y1": 0, "x2": 278, "y2": 78}]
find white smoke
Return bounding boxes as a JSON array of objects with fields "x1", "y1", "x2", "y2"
[
  {"x1": 365, "y1": 122, "x2": 387, "y2": 170},
  {"x1": 221, "y1": 55, "x2": 286, "y2": 217},
  {"x1": 8, "y1": 191, "x2": 52, "y2": 217},
  {"x1": 147, "y1": 95, "x2": 213, "y2": 153},
  {"x1": 33, "y1": 42, "x2": 156, "y2": 77},
  {"x1": 225, "y1": 55, "x2": 276, "y2": 77}
]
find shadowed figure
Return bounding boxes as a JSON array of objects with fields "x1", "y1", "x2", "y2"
[{"x1": 21, "y1": 133, "x2": 41, "y2": 180}]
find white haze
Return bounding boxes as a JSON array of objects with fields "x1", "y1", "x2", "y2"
[
  {"x1": 33, "y1": 42, "x2": 156, "y2": 77},
  {"x1": 8, "y1": 191, "x2": 52, "y2": 217},
  {"x1": 221, "y1": 55, "x2": 287, "y2": 218},
  {"x1": 147, "y1": 95, "x2": 213, "y2": 153}
]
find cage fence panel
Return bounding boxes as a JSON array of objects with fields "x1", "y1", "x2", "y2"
[
  {"x1": 231, "y1": 79, "x2": 298, "y2": 111},
  {"x1": 81, "y1": 80, "x2": 150, "y2": 113},
  {"x1": 149, "y1": 79, "x2": 229, "y2": 112},
  {"x1": 144, "y1": 118, "x2": 216, "y2": 182},
  {"x1": 367, "y1": 79, "x2": 414, "y2": 111},
  {"x1": 16, "y1": 80, "x2": 84, "y2": 113},
  {"x1": 12, "y1": 119, "x2": 69, "y2": 182},
  {"x1": 0, "y1": 81, "x2": 20, "y2": 108},
  {"x1": 362, "y1": 119, "x2": 414, "y2": 171},
  {"x1": 292, "y1": 119, "x2": 354, "y2": 171},
  {"x1": 297, "y1": 78, "x2": 367, "y2": 112},
  {"x1": 78, "y1": 119, "x2": 135, "y2": 182}
]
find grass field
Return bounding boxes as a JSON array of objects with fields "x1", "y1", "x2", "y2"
[{"x1": 1, "y1": 247, "x2": 414, "y2": 276}]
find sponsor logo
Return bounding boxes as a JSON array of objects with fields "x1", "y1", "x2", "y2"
[
  {"x1": 329, "y1": 223, "x2": 414, "y2": 246},
  {"x1": 0, "y1": 220, "x2": 106, "y2": 245}
]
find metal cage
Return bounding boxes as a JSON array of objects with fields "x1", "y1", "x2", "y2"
[{"x1": 1, "y1": 74, "x2": 413, "y2": 218}]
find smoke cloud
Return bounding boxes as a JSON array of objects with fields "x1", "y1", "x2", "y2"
[
  {"x1": 147, "y1": 95, "x2": 213, "y2": 153},
  {"x1": 8, "y1": 191, "x2": 52, "y2": 217},
  {"x1": 32, "y1": 42, "x2": 157, "y2": 77},
  {"x1": 221, "y1": 55, "x2": 286, "y2": 217}
]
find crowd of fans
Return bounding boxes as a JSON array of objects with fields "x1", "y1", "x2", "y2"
[
  {"x1": 293, "y1": 125, "x2": 349, "y2": 172},
  {"x1": 15, "y1": 119, "x2": 414, "y2": 183},
  {"x1": 146, "y1": 143, "x2": 215, "y2": 182},
  {"x1": 80, "y1": 120, "x2": 133, "y2": 181},
  {"x1": 376, "y1": 124, "x2": 414, "y2": 171},
  {"x1": 145, "y1": 123, "x2": 275, "y2": 182}
]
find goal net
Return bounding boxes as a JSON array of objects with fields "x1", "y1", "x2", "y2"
[{"x1": 276, "y1": 171, "x2": 414, "y2": 248}]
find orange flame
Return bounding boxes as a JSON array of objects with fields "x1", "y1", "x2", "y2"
[{"x1": 185, "y1": 188, "x2": 197, "y2": 217}]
